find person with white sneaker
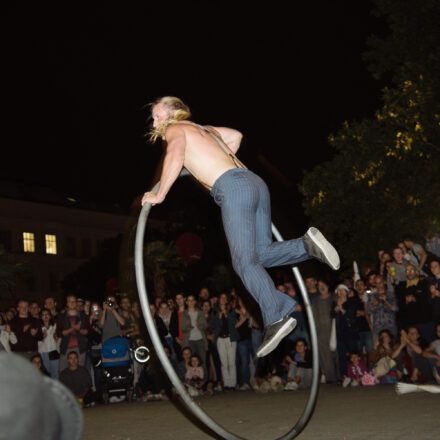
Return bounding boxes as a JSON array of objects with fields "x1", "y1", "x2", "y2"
[
  {"x1": 142, "y1": 97, "x2": 341, "y2": 361},
  {"x1": 284, "y1": 338, "x2": 313, "y2": 390}
]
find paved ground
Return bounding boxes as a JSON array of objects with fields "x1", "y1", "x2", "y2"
[{"x1": 82, "y1": 384, "x2": 439, "y2": 440}]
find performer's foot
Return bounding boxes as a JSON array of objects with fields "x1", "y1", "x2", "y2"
[
  {"x1": 256, "y1": 316, "x2": 296, "y2": 358},
  {"x1": 303, "y1": 227, "x2": 340, "y2": 270}
]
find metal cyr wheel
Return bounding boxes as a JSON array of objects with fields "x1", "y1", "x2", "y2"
[{"x1": 134, "y1": 171, "x2": 319, "y2": 440}]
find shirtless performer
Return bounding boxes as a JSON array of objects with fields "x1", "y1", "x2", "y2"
[{"x1": 142, "y1": 96, "x2": 340, "y2": 357}]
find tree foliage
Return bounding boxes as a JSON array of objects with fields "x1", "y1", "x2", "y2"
[
  {"x1": 300, "y1": 0, "x2": 440, "y2": 267},
  {"x1": 0, "y1": 247, "x2": 31, "y2": 300}
]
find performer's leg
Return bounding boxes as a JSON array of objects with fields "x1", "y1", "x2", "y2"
[
  {"x1": 253, "y1": 174, "x2": 309, "y2": 267},
  {"x1": 219, "y1": 187, "x2": 296, "y2": 327}
]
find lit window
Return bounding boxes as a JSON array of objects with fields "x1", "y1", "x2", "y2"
[
  {"x1": 45, "y1": 234, "x2": 57, "y2": 255},
  {"x1": 23, "y1": 232, "x2": 35, "y2": 253}
]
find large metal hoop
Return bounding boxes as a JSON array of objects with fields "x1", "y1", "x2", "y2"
[{"x1": 134, "y1": 172, "x2": 319, "y2": 439}]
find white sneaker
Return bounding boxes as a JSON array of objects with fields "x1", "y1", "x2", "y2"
[
  {"x1": 284, "y1": 381, "x2": 298, "y2": 391},
  {"x1": 239, "y1": 383, "x2": 251, "y2": 391},
  {"x1": 342, "y1": 377, "x2": 351, "y2": 388},
  {"x1": 303, "y1": 227, "x2": 340, "y2": 270}
]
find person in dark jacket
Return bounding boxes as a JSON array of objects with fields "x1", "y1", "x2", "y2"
[
  {"x1": 56, "y1": 294, "x2": 90, "y2": 371},
  {"x1": 10, "y1": 300, "x2": 43, "y2": 359}
]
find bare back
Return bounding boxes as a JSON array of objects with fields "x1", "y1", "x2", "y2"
[{"x1": 167, "y1": 121, "x2": 245, "y2": 189}]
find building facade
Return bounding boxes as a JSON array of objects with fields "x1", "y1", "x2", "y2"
[{"x1": 0, "y1": 195, "x2": 135, "y2": 306}]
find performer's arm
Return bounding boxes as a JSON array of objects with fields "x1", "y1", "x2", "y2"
[
  {"x1": 142, "y1": 125, "x2": 186, "y2": 206},
  {"x1": 211, "y1": 126, "x2": 243, "y2": 154}
]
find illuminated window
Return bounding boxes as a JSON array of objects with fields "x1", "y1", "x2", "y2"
[
  {"x1": 23, "y1": 232, "x2": 35, "y2": 253},
  {"x1": 45, "y1": 234, "x2": 57, "y2": 255}
]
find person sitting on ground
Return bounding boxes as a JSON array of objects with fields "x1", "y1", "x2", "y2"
[
  {"x1": 178, "y1": 346, "x2": 193, "y2": 382},
  {"x1": 284, "y1": 338, "x2": 312, "y2": 390},
  {"x1": 342, "y1": 351, "x2": 368, "y2": 387},
  {"x1": 30, "y1": 353, "x2": 51, "y2": 377},
  {"x1": 59, "y1": 351, "x2": 95, "y2": 407},
  {"x1": 369, "y1": 329, "x2": 399, "y2": 380},
  {"x1": 422, "y1": 323, "x2": 440, "y2": 384},
  {"x1": 185, "y1": 354, "x2": 205, "y2": 396},
  {"x1": 392, "y1": 327, "x2": 433, "y2": 383}
]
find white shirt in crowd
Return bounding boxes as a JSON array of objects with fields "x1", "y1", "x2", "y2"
[{"x1": 38, "y1": 324, "x2": 59, "y2": 353}]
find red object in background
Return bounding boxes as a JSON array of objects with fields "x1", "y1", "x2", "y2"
[
  {"x1": 175, "y1": 232, "x2": 203, "y2": 266},
  {"x1": 106, "y1": 278, "x2": 120, "y2": 294}
]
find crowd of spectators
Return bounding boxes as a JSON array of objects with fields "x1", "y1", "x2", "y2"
[{"x1": 1, "y1": 233, "x2": 440, "y2": 408}]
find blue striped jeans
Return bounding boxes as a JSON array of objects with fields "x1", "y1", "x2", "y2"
[{"x1": 211, "y1": 168, "x2": 309, "y2": 327}]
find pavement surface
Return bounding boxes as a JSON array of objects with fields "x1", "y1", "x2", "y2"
[{"x1": 82, "y1": 384, "x2": 439, "y2": 440}]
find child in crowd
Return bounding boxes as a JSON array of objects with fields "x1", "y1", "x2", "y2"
[
  {"x1": 185, "y1": 355, "x2": 205, "y2": 396},
  {"x1": 343, "y1": 351, "x2": 368, "y2": 387}
]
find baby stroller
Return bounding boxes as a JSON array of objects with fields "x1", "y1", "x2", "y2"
[{"x1": 101, "y1": 337, "x2": 134, "y2": 404}]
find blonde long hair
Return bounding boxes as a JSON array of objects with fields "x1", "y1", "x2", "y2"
[{"x1": 148, "y1": 96, "x2": 191, "y2": 143}]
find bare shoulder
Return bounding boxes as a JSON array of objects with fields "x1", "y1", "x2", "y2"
[
  {"x1": 164, "y1": 123, "x2": 188, "y2": 142},
  {"x1": 208, "y1": 126, "x2": 243, "y2": 142}
]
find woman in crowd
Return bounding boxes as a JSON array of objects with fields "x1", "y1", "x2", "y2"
[
  {"x1": 0, "y1": 314, "x2": 17, "y2": 352},
  {"x1": 212, "y1": 293, "x2": 238, "y2": 390},
  {"x1": 180, "y1": 295, "x2": 208, "y2": 377},
  {"x1": 38, "y1": 308, "x2": 59, "y2": 379}
]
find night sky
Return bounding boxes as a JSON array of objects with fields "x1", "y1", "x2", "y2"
[{"x1": 3, "y1": 2, "x2": 387, "y2": 224}]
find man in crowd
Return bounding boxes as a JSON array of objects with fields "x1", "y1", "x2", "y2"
[
  {"x1": 43, "y1": 297, "x2": 58, "y2": 318},
  {"x1": 60, "y1": 351, "x2": 94, "y2": 406},
  {"x1": 57, "y1": 294, "x2": 90, "y2": 370},
  {"x1": 29, "y1": 302, "x2": 41, "y2": 320},
  {"x1": 403, "y1": 237, "x2": 431, "y2": 276},
  {"x1": 388, "y1": 248, "x2": 408, "y2": 286},
  {"x1": 10, "y1": 299, "x2": 42, "y2": 359},
  {"x1": 284, "y1": 281, "x2": 309, "y2": 345},
  {"x1": 99, "y1": 295, "x2": 125, "y2": 342},
  {"x1": 198, "y1": 287, "x2": 210, "y2": 308},
  {"x1": 353, "y1": 279, "x2": 373, "y2": 354},
  {"x1": 310, "y1": 280, "x2": 337, "y2": 383},
  {"x1": 367, "y1": 275, "x2": 398, "y2": 339},
  {"x1": 395, "y1": 264, "x2": 435, "y2": 342},
  {"x1": 305, "y1": 277, "x2": 319, "y2": 297},
  {"x1": 76, "y1": 298, "x2": 86, "y2": 314}
]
